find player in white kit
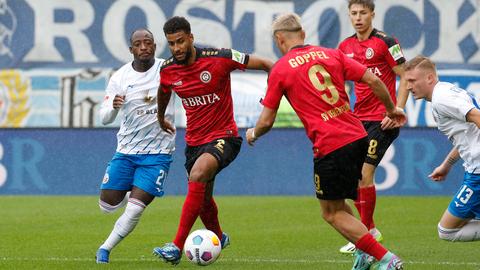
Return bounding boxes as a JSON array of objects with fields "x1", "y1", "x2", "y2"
[
  {"x1": 404, "y1": 55, "x2": 480, "y2": 242},
  {"x1": 95, "y1": 28, "x2": 176, "y2": 263}
]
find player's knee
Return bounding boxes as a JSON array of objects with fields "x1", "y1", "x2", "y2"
[
  {"x1": 189, "y1": 171, "x2": 208, "y2": 182},
  {"x1": 99, "y1": 199, "x2": 122, "y2": 214},
  {"x1": 321, "y1": 211, "x2": 336, "y2": 225},
  {"x1": 437, "y1": 223, "x2": 458, "y2": 242}
]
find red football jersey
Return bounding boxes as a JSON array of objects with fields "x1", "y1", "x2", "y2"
[
  {"x1": 339, "y1": 29, "x2": 406, "y2": 121},
  {"x1": 161, "y1": 47, "x2": 248, "y2": 146},
  {"x1": 262, "y1": 45, "x2": 368, "y2": 158}
]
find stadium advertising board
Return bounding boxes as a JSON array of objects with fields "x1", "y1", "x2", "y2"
[
  {"x1": 0, "y1": 0, "x2": 479, "y2": 128},
  {"x1": 0, "y1": 128, "x2": 465, "y2": 196}
]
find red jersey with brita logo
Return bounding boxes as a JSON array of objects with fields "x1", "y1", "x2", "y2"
[
  {"x1": 262, "y1": 45, "x2": 367, "y2": 158},
  {"x1": 160, "y1": 47, "x2": 248, "y2": 146},
  {"x1": 339, "y1": 29, "x2": 406, "y2": 121}
]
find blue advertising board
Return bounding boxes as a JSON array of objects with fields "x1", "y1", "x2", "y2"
[{"x1": 0, "y1": 128, "x2": 465, "y2": 196}]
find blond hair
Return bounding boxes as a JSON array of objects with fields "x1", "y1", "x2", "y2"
[
  {"x1": 404, "y1": 55, "x2": 437, "y2": 75},
  {"x1": 272, "y1": 13, "x2": 302, "y2": 36}
]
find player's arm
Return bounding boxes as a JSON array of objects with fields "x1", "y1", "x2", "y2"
[
  {"x1": 99, "y1": 79, "x2": 123, "y2": 125},
  {"x1": 429, "y1": 147, "x2": 460, "y2": 181},
  {"x1": 360, "y1": 70, "x2": 407, "y2": 127},
  {"x1": 156, "y1": 84, "x2": 175, "y2": 134},
  {"x1": 246, "y1": 55, "x2": 274, "y2": 72},
  {"x1": 392, "y1": 63, "x2": 408, "y2": 109},
  {"x1": 246, "y1": 107, "x2": 278, "y2": 146},
  {"x1": 466, "y1": 108, "x2": 480, "y2": 128},
  {"x1": 381, "y1": 63, "x2": 408, "y2": 130}
]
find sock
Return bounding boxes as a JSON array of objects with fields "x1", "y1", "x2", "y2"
[
  {"x1": 100, "y1": 198, "x2": 146, "y2": 250},
  {"x1": 355, "y1": 233, "x2": 388, "y2": 261},
  {"x1": 98, "y1": 191, "x2": 131, "y2": 213},
  {"x1": 354, "y1": 187, "x2": 362, "y2": 217},
  {"x1": 360, "y1": 186, "x2": 376, "y2": 230},
  {"x1": 173, "y1": 181, "x2": 206, "y2": 250},
  {"x1": 438, "y1": 220, "x2": 480, "y2": 241},
  {"x1": 200, "y1": 197, "x2": 223, "y2": 239}
]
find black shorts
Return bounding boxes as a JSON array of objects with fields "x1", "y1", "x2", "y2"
[
  {"x1": 362, "y1": 121, "x2": 399, "y2": 166},
  {"x1": 313, "y1": 138, "x2": 368, "y2": 200},
  {"x1": 184, "y1": 136, "x2": 243, "y2": 175}
]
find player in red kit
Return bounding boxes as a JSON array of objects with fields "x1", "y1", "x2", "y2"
[
  {"x1": 338, "y1": 0, "x2": 409, "y2": 254},
  {"x1": 153, "y1": 16, "x2": 273, "y2": 265},
  {"x1": 246, "y1": 13, "x2": 405, "y2": 270}
]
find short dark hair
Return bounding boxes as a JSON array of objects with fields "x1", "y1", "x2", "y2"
[
  {"x1": 129, "y1": 28, "x2": 153, "y2": 45},
  {"x1": 163, "y1": 16, "x2": 191, "y2": 35},
  {"x1": 348, "y1": 0, "x2": 375, "y2": 11}
]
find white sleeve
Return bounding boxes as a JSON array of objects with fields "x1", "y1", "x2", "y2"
[
  {"x1": 99, "y1": 76, "x2": 120, "y2": 125},
  {"x1": 434, "y1": 89, "x2": 476, "y2": 121}
]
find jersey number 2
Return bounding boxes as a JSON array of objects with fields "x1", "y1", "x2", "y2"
[{"x1": 308, "y1": 65, "x2": 340, "y2": 105}]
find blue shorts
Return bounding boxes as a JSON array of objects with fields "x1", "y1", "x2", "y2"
[
  {"x1": 100, "y1": 152, "x2": 173, "y2": 197},
  {"x1": 447, "y1": 172, "x2": 480, "y2": 219}
]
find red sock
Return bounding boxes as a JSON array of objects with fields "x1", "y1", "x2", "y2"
[
  {"x1": 200, "y1": 197, "x2": 223, "y2": 239},
  {"x1": 355, "y1": 233, "x2": 388, "y2": 260},
  {"x1": 354, "y1": 187, "x2": 362, "y2": 217},
  {"x1": 360, "y1": 186, "x2": 376, "y2": 230},
  {"x1": 173, "y1": 181, "x2": 206, "y2": 250}
]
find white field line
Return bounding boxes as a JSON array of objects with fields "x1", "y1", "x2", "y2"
[{"x1": 0, "y1": 257, "x2": 479, "y2": 266}]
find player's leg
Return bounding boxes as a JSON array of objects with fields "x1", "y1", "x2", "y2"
[
  {"x1": 319, "y1": 199, "x2": 403, "y2": 269},
  {"x1": 154, "y1": 137, "x2": 241, "y2": 264},
  {"x1": 98, "y1": 154, "x2": 134, "y2": 213},
  {"x1": 359, "y1": 163, "x2": 379, "y2": 232},
  {"x1": 96, "y1": 153, "x2": 135, "y2": 263},
  {"x1": 154, "y1": 151, "x2": 217, "y2": 265},
  {"x1": 99, "y1": 190, "x2": 130, "y2": 213},
  {"x1": 97, "y1": 187, "x2": 154, "y2": 263},
  {"x1": 97, "y1": 153, "x2": 171, "y2": 263},
  {"x1": 172, "y1": 153, "x2": 217, "y2": 249},
  {"x1": 359, "y1": 122, "x2": 398, "y2": 234},
  {"x1": 437, "y1": 174, "x2": 480, "y2": 241},
  {"x1": 198, "y1": 137, "x2": 241, "y2": 248}
]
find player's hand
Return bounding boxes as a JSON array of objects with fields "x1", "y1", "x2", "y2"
[
  {"x1": 428, "y1": 165, "x2": 450, "y2": 182},
  {"x1": 385, "y1": 107, "x2": 407, "y2": 128},
  {"x1": 246, "y1": 128, "x2": 257, "y2": 146},
  {"x1": 380, "y1": 116, "x2": 397, "y2": 130},
  {"x1": 158, "y1": 118, "x2": 176, "y2": 135},
  {"x1": 112, "y1": 95, "x2": 125, "y2": 109}
]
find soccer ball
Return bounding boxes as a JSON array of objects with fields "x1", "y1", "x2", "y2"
[{"x1": 184, "y1": 229, "x2": 221, "y2": 266}]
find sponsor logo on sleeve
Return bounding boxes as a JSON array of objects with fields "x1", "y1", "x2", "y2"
[
  {"x1": 388, "y1": 44, "x2": 404, "y2": 61},
  {"x1": 231, "y1": 49, "x2": 246, "y2": 64}
]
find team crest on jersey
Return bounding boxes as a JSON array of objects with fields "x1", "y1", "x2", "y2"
[
  {"x1": 200, "y1": 71, "x2": 211, "y2": 83},
  {"x1": 102, "y1": 173, "x2": 109, "y2": 184},
  {"x1": 365, "y1": 48, "x2": 374, "y2": 59}
]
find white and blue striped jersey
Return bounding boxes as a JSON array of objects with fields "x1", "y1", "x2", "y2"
[
  {"x1": 432, "y1": 81, "x2": 480, "y2": 174},
  {"x1": 100, "y1": 58, "x2": 175, "y2": 155}
]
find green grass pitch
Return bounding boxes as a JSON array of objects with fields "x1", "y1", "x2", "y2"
[{"x1": 0, "y1": 196, "x2": 479, "y2": 269}]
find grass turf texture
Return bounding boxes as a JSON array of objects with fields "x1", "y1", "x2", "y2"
[{"x1": 0, "y1": 196, "x2": 479, "y2": 269}]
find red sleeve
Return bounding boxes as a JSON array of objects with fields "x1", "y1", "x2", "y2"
[
  {"x1": 160, "y1": 70, "x2": 172, "y2": 94},
  {"x1": 340, "y1": 51, "x2": 367, "y2": 82},
  {"x1": 338, "y1": 39, "x2": 346, "y2": 52},
  {"x1": 262, "y1": 66, "x2": 284, "y2": 110}
]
